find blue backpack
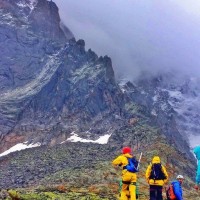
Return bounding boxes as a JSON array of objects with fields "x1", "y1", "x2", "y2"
[{"x1": 124, "y1": 157, "x2": 139, "y2": 173}]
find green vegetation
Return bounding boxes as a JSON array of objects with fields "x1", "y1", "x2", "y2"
[{"x1": 0, "y1": 124, "x2": 198, "y2": 200}]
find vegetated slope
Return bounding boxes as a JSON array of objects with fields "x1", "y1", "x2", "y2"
[{"x1": 0, "y1": 122, "x2": 198, "y2": 199}]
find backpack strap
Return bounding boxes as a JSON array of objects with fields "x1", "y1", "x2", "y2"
[{"x1": 123, "y1": 156, "x2": 132, "y2": 169}]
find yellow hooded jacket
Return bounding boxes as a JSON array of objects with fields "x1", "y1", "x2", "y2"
[
  {"x1": 112, "y1": 153, "x2": 137, "y2": 183},
  {"x1": 145, "y1": 156, "x2": 168, "y2": 186}
]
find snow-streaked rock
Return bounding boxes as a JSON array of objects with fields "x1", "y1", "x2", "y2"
[
  {"x1": 0, "y1": 142, "x2": 40, "y2": 157},
  {"x1": 64, "y1": 132, "x2": 111, "y2": 144}
]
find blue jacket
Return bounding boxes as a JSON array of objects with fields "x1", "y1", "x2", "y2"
[
  {"x1": 194, "y1": 146, "x2": 200, "y2": 160},
  {"x1": 172, "y1": 180, "x2": 182, "y2": 200},
  {"x1": 193, "y1": 146, "x2": 200, "y2": 184}
]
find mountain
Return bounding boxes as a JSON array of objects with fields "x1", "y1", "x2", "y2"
[
  {"x1": 0, "y1": 0, "x2": 199, "y2": 199},
  {"x1": 0, "y1": 0, "x2": 72, "y2": 150},
  {"x1": 123, "y1": 73, "x2": 200, "y2": 148},
  {"x1": 0, "y1": 0, "x2": 129, "y2": 154}
]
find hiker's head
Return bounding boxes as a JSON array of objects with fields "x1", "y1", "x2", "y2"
[
  {"x1": 152, "y1": 156, "x2": 161, "y2": 164},
  {"x1": 122, "y1": 146, "x2": 131, "y2": 154},
  {"x1": 176, "y1": 175, "x2": 184, "y2": 184}
]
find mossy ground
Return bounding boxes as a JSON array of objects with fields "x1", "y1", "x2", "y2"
[
  {"x1": 2, "y1": 143, "x2": 200, "y2": 200},
  {"x1": 0, "y1": 123, "x2": 199, "y2": 199}
]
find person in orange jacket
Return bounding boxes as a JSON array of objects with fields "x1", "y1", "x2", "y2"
[
  {"x1": 112, "y1": 146, "x2": 138, "y2": 200},
  {"x1": 145, "y1": 156, "x2": 168, "y2": 200}
]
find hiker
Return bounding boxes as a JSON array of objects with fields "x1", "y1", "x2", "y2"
[
  {"x1": 112, "y1": 146, "x2": 138, "y2": 200},
  {"x1": 193, "y1": 145, "x2": 200, "y2": 190},
  {"x1": 166, "y1": 175, "x2": 184, "y2": 200},
  {"x1": 145, "y1": 156, "x2": 168, "y2": 200}
]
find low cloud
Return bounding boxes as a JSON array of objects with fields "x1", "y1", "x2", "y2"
[{"x1": 53, "y1": 0, "x2": 200, "y2": 80}]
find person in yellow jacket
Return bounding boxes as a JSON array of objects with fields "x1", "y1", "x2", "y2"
[
  {"x1": 145, "y1": 156, "x2": 168, "y2": 200},
  {"x1": 112, "y1": 146, "x2": 138, "y2": 200}
]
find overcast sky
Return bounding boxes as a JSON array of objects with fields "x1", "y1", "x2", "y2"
[{"x1": 53, "y1": 0, "x2": 200, "y2": 80}]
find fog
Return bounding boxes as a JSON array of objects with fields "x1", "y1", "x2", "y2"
[{"x1": 53, "y1": 0, "x2": 200, "y2": 80}]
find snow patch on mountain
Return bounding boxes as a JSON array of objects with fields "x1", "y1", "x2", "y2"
[
  {"x1": 0, "y1": 142, "x2": 41, "y2": 157},
  {"x1": 62, "y1": 132, "x2": 112, "y2": 144}
]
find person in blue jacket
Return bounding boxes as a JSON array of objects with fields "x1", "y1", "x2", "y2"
[
  {"x1": 172, "y1": 175, "x2": 184, "y2": 200},
  {"x1": 193, "y1": 145, "x2": 200, "y2": 190}
]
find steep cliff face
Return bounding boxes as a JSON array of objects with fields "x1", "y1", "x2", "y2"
[
  {"x1": 0, "y1": 0, "x2": 71, "y2": 91},
  {"x1": 5, "y1": 39, "x2": 125, "y2": 148},
  {"x1": 0, "y1": 0, "x2": 74, "y2": 150},
  {"x1": 0, "y1": 0, "x2": 127, "y2": 152}
]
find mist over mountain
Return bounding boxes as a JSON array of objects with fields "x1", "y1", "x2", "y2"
[
  {"x1": 53, "y1": 0, "x2": 200, "y2": 148},
  {"x1": 54, "y1": 0, "x2": 200, "y2": 80}
]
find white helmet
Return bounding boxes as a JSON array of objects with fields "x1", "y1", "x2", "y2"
[{"x1": 177, "y1": 175, "x2": 184, "y2": 179}]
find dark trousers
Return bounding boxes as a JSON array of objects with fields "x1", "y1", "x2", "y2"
[{"x1": 149, "y1": 185, "x2": 163, "y2": 200}]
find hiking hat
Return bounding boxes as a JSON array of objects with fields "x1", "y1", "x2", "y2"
[
  {"x1": 122, "y1": 147, "x2": 131, "y2": 154},
  {"x1": 177, "y1": 175, "x2": 184, "y2": 179}
]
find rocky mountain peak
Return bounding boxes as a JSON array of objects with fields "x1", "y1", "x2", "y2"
[{"x1": 29, "y1": 0, "x2": 66, "y2": 42}]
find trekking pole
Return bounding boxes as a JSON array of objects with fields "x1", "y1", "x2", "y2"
[
  {"x1": 136, "y1": 153, "x2": 142, "y2": 200},
  {"x1": 137, "y1": 152, "x2": 143, "y2": 171}
]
